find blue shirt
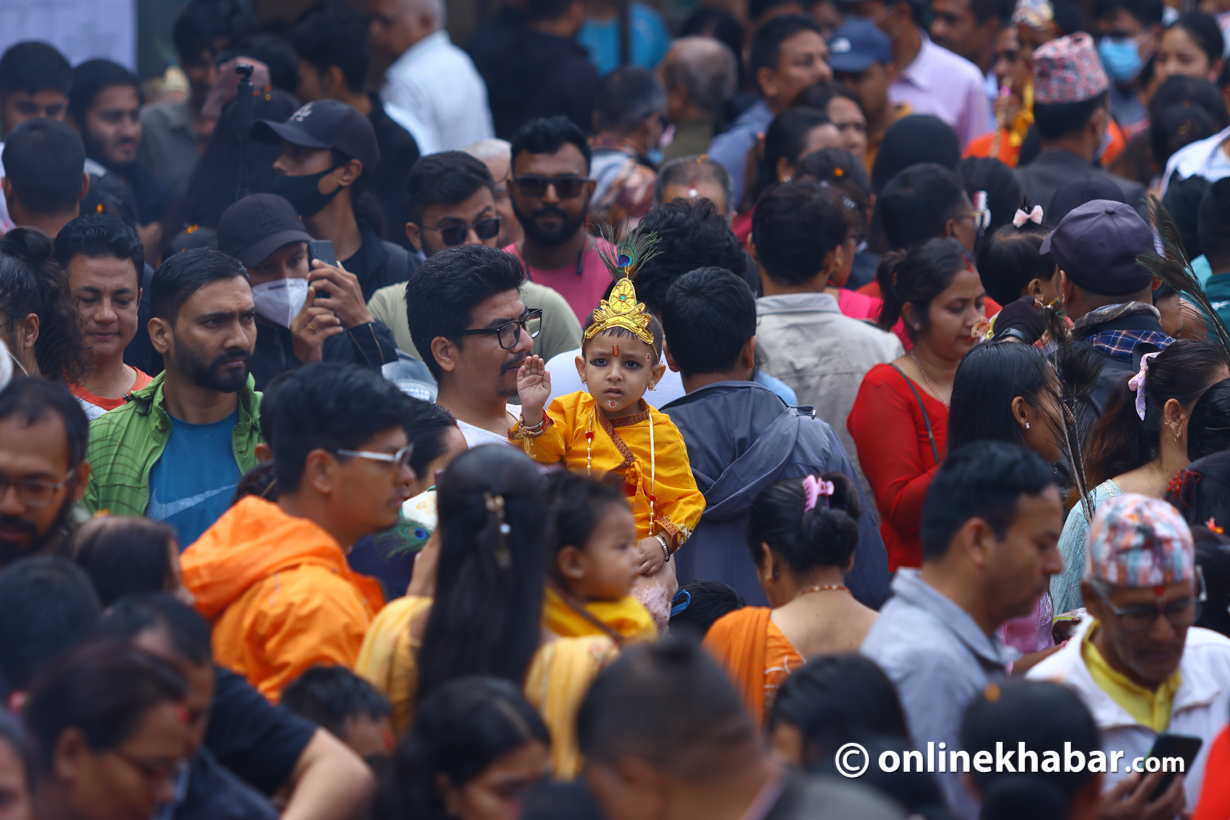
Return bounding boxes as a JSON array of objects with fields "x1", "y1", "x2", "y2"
[
  {"x1": 707, "y1": 99, "x2": 773, "y2": 209},
  {"x1": 578, "y1": 3, "x2": 672, "y2": 76},
  {"x1": 146, "y1": 409, "x2": 242, "y2": 548}
]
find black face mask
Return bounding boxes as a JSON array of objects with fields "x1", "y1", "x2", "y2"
[{"x1": 271, "y1": 168, "x2": 341, "y2": 217}]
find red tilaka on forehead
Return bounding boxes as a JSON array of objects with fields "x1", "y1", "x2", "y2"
[
  {"x1": 1154, "y1": 584, "x2": 1166, "y2": 597},
  {"x1": 612, "y1": 344, "x2": 619, "y2": 357}
]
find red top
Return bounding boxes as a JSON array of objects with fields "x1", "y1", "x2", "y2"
[
  {"x1": 848, "y1": 363, "x2": 947, "y2": 572},
  {"x1": 1194, "y1": 725, "x2": 1230, "y2": 820}
]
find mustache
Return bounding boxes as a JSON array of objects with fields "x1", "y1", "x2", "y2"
[
  {"x1": 531, "y1": 205, "x2": 570, "y2": 221},
  {"x1": 501, "y1": 354, "x2": 527, "y2": 375},
  {"x1": 0, "y1": 515, "x2": 38, "y2": 539},
  {"x1": 211, "y1": 348, "x2": 251, "y2": 368}
]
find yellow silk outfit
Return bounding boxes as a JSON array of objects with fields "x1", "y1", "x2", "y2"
[
  {"x1": 542, "y1": 584, "x2": 658, "y2": 644},
  {"x1": 354, "y1": 594, "x2": 620, "y2": 778},
  {"x1": 510, "y1": 391, "x2": 705, "y2": 550}
]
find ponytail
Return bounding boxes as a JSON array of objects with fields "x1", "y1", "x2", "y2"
[
  {"x1": 0, "y1": 227, "x2": 86, "y2": 383},
  {"x1": 875, "y1": 238, "x2": 972, "y2": 339}
]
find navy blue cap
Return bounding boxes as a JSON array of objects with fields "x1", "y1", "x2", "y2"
[
  {"x1": 827, "y1": 18, "x2": 893, "y2": 73},
  {"x1": 1039, "y1": 200, "x2": 1155, "y2": 296},
  {"x1": 252, "y1": 99, "x2": 379, "y2": 174}
]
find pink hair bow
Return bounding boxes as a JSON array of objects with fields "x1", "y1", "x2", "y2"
[
  {"x1": 802, "y1": 476, "x2": 835, "y2": 512},
  {"x1": 1128, "y1": 351, "x2": 1160, "y2": 420},
  {"x1": 1013, "y1": 205, "x2": 1044, "y2": 227}
]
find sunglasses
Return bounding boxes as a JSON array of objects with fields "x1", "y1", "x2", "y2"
[
  {"x1": 513, "y1": 174, "x2": 588, "y2": 200},
  {"x1": 423, "y1": 217, "x2": 501, "y2": 247}
]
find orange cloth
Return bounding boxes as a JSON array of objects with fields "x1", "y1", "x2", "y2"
[
  {"x1": 963, "y1": 119, "x2": 1126, "y2": 169},
  {"x1": 182, "y1": 496, "x2": 386, "y2": 702},
  {"x1": 704, "y1": 607, "x2": 803, "y2": 724},
  {"x1": 1194, "y1": 725, "x2": 1230, "y2": 820},
  {"x1": 69, "y1": 368, "x2": 152, "y2": 411}
]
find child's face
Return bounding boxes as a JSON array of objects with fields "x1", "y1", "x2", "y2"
[
  {"x1": 343, "y1": 714, "x2": 394, "y2": 769},
  {"x1": 575, "y1": 332, "x2": 665, "y2": 417},
  {"x1": 560, "y1": 502, "x2": 640, "y2": 602},
  {"x1": 1156, "y1": 294, "x2": 1184, "y2": 338}
]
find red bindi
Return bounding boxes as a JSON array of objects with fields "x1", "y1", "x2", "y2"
[{"x1": 1153, "y1": 584, "x2": 1166, "y2": 597}]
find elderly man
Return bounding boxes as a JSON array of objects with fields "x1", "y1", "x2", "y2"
[
  {"x1": 1030, "y1": 495, "x2": 1230, "y2": 819},
  {"x1": 658, "y1": 37, "x2": 737, "y2": 162},
  {"x1": 463, "y1": 138, "x2": 522, "y2": 247},
  {"x1": 369, "y1": 0, "x2": 493, "y2": 150}
]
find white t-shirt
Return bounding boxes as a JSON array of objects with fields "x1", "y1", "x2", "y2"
[{"x1": 453, "y1": 405, "x2": 518, "y2": 448}]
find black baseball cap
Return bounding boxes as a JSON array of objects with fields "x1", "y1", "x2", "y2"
[
  {"x1": 216, "y1": 194, "x2": 313, "y2": 267},
  {"x1": 252, "y1": 99, "x2": 380, "y2": 173},
  {"x1": 1039, "y1": 200, "x2": 1155, "y2": 296}
]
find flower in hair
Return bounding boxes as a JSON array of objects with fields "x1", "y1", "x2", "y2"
[
  {"x1": 1127, "y1": 352, "x2": 1160, "y2": 421},
  {"x1": 1013, "y1": 205, "x2": 1044, "y2": 227},
  {"x1": 1208, "y1": 517, "x2": 1224, "y2": 535},
  {"x1": 802, "y1": 475, "x2": 835, "y2": 512}
]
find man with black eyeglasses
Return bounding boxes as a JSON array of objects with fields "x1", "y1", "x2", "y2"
[
  {"x1": 0, "y1": 378, "x2": 91, "y2": 568},
  {"x1": 368, "y1": 150, "x2": 580, "y2": 362},
  {"x1": 405, "y1": 244, "x2": 541, "y2": 446},
  {"x1": 1029, "y1": 494, "x2": 1230, "y2": 819},
  {"x1": 507, "y1": 116, "x2": 613, "y2": 324}
]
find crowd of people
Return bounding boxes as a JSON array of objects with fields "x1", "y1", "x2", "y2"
[{"x1": 5, "y1": 0, "x2": 1230, "y2": 817}]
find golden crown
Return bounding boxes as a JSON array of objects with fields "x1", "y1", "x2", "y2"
[{"x1": 583, "y1": 277, "x2": 654, "y2": 346}]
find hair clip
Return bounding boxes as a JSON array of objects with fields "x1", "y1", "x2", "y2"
[
  {"x1": 1128, "y1": 352, "x2": 1160, "y2": 420},
  {"x1": 1013, "y1": 205, "x2": 1044, "y2": 227},
  {"x1": 834, "y1": 166, "x2": 844, "y2": 177},
  {"x1": 484, "y1": 491, "x2": 512, "y2": 568},
  {"x1": 802, "y1": 475, "x2": 835, "y2": 512},
  {"x1": 1209, "y1": 517, "x2": 1224, "y2": 535}
]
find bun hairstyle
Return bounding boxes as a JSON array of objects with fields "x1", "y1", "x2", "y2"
[
  {"x1": 876, "y1": 237, "x2": 974, "y2": 340},
  {"x1": 1086, "y1": 340, "x2": 1229, "y2": 488},
  {"x1": 1187, "y1": 377, "x2": 1230, "y2": 460},
  {"x1": 974, "y1": 216, "x2": 1055, "y2": 307},
  {"x1": 746, "y1": 472, "x2": 862, "y2": 575},
  {"x1": 0, "y1": 227, "x2": 85, "y2": 383}
]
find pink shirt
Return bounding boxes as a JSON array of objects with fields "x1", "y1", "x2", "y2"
[
  {"x1": 505, "y1": 238, "x2": 615, "y2": 325},
  {"x1": 889, "y1": 36, "x2": 992, "y2": 150}
]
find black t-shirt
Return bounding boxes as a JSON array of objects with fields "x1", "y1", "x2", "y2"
[
  {"x1": 204, "y1": 667, "x2": 317, "y2": 796},
  {"x1": 174, "y1": 747, "x2": 280, "y2": 820}
]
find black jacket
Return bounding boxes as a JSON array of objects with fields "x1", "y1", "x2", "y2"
[
  {"x1": 466, "y1": 7, "x2": 598, "y2": 140},
  {"x1": 1015, "y1": 149, "x2": 1147, "y2": 216},
  {"x1": 343, "y1": 221, "x2": 419, "y2": 302},
  {"x1": 250, "y1": 317, "x2": 399, "y2": 390}
]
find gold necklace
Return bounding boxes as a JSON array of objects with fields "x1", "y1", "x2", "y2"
[
  {"x1": 795, "y1": 584, "x2": 849, "y2": 599},
  {"x1": 909, "y1": 348, "x2": 949, "y2": 406}
]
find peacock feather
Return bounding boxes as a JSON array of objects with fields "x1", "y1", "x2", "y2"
[{"x1": 595, "y1": 224, "x2": 661, "y2": 282}]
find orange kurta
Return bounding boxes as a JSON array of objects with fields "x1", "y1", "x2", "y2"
[
  {"x1": 704, "y1": 607, "x2": 804, "y2": 724},
  {"x1": 182, "y1": 496, "x2": 386, "y2": 702},
  {"x1": 511, "y1": 392, "x2": 704, "y2": 549}
]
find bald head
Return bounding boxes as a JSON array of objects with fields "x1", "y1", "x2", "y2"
[
  {"x1": 369, "y1": 0, "x2": 445, "y2": 63},
  {"x1": 660, "y1": 37, "x2": 738, "y2": 122}
]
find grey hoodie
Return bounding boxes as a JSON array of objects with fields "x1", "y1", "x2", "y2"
[{"x1": 661, "y1": 381, "x2": 891, "y2": 609}]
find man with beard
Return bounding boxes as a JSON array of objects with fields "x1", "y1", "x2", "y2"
[
  {"x1": 254, "y1": 99, "x2": 414, "y2": 303},
  {"x1": 67, "y1": 60, "x2": 172, "y2": 257},
  {"x1": 505, "y1": 116, "x2": 613, "y2": 324},
  {"x1": 366, "y1": 151, "x2": 580, "y2": 361},
  {"x1": 406, "y1": 244, "x2": 534, "y2": 446},
  {"x1": 83, "y1": 248, "x2": 260, "y2": 547},
  {"x1": 0, "y1": 379, "x2": 91, "y2": 568}
]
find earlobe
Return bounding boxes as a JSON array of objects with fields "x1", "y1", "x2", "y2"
[
  {"x1": 431, "y1": 337, "x2": 458, "y2": 373},
  {"x1": 405, "y1": 222, "x2": 423, "y2": 251}
]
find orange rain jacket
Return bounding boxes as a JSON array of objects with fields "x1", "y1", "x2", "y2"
[{"x1": 182, "y1": 496, "x2": 386, "y2": 702}]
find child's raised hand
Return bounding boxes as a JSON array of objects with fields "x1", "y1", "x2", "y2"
[
  {"x1": 516, "y1": 355, "x2": 552, "y2": 419},
  {"x1": 635, "y1": 536, "x2": 666, "y2": 576}
]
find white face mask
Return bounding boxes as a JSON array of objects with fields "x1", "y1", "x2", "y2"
[{"x1": 252, "y1": 279, "x2": 310, "y2": 328}]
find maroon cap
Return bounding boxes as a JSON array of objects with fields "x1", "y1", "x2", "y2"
[{"x1": 1039, "y1": 200, "x2": 1154, "y2": 296}]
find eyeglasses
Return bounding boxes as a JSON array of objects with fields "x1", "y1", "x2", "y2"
[
  {"x1": 336, "y1": 443, "x2": 415, "y2": 472},
  {"x1": 1090, "y1": 572, "x2": 1206, "y2": 634},
  {"x1": 459, "y1": 308, "x2": 542, "y2": 349},
  {"x1": 423, "y1": 217, "x2": 501, "y2": 247},
  {"x1": 0, "y1": 470, "x2": 75, "y2": 507},
  {"x1": 513, "y1": 175, "x2": 588, "y2": 200},
  {"x1": 111, "y1": 747, "x2": 187, "y2": 791}
]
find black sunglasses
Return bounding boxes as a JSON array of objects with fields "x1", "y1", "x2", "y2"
[
  {"x1": 423, "y1": 217, "x2": 501, "y2": 247},
  {"x1": 513, "y1": 174, "x2": 587, "y2": 200}
]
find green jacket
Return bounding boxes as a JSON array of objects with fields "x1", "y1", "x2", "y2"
[{"x1": 82, "y1": 372, "x2": 263, "y2": 518}]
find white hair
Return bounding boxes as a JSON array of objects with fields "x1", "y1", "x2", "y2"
[
  {"x1": 462, "y1": 138, "x2": 512, "y2": 162},
  {"x1": 406, "y1": 0, "x2": 446, "y2": 29}
]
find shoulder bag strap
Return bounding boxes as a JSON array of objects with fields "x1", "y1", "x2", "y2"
[{"x1": 890, "y1": 364, "x2": 941, "y2": 465}]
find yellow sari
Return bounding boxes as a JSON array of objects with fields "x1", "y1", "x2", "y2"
[{"x1": 542, "y1": 584, "x2": 657, "y2": 644}]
